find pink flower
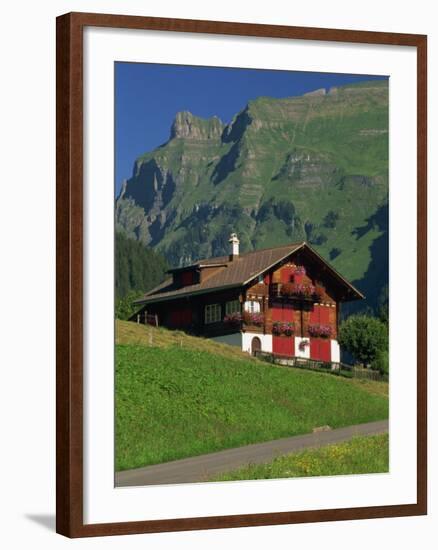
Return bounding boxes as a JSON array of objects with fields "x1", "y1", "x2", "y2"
[
  {"x1": 308, "y1": 323, "x2": 333, "y2": 338},
  {"x1": 224, "y1": 313, "x2": 242, "y2": 324},
  {"x1": 294, "y1": 265, "x2": 306, "y2": 275}
]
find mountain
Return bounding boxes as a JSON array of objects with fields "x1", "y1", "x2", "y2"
[{"x1": 116, "y1": 80, "x2": 389, "y2": 313}]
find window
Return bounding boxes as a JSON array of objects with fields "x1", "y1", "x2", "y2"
[
  {"x1": 225, "y1": 300, "x2": 240, "y2": 315},
  {"x1": 205, "y1": 303, "x2": 222, "y2": 324},
  {"x1": 244, "y1": 300, "x2": 261, "y2": 313},
  {"x1": 181, "y1": 271, "x2": 194, "y2": 286}
]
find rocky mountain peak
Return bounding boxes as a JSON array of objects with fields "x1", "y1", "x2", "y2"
[{"x1": 170, "y1": 111, "x2": 224, "y2": 140}]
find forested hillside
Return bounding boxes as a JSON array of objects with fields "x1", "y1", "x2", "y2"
[{"x1": 115, "y1": 231, "x2": 168, "y2": 299}]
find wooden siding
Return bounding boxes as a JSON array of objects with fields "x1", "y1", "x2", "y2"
[{"x1": 136, "y1": 249, "x2": 340, "y2": 342}]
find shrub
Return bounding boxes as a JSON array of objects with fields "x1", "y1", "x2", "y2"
[
  {"x1": 338, "y1": 314, "x2": 388, "y2": 367},
  {"x1": 372, "y1": 349, "x2": 389, "y2": 375},
  {"x1": 115, "y1": 290, "x2": 144, "y2": 320}
]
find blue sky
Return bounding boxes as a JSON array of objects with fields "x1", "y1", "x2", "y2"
[{"x1": 115, "y1": 63, "x2": 387, "y2": 195}]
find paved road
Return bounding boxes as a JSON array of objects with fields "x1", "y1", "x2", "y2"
[{"x1": 115, "y1": 419, "x2": 388, "y2": 487}]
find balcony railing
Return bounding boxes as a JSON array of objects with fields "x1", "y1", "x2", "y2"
[{"x1": 269, "y1": 282, "x2": 324, "y2": 302}]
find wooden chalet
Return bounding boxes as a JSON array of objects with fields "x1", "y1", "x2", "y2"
[{"x1": 133, "y1": 234, "x2": 364, "y2": 363}]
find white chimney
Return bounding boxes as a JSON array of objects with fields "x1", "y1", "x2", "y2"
[{"x1": 229, "y1": 233, "x2": 240, "y2": 260}]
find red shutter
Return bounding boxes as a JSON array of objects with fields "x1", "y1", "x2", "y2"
[
  {"x1": 319, "y1": 339, "x2": 331, "y2": 362},
  {"x1": 319, "y1": 305, "x2": 330, "y2": 324},
  {"x1": 282, "y1": 303, "x2": 294, "y2": 322},
  {"x1": 181, "y1": 308, "x2": 192, "y2": 325},
  {"x1": 272, "y1": 303, "x2": 294, "y2": 321},
  {"x1": 181, "y1": 271, "x2": 194, "y2": 286},
  {"x1": 281, "y1": 267, "x2": 294, "y2": 283},
  {"x1": 170, "y1": 308, "x2": 192, "y2": 327},
  {"x1": 273, "y1": 335, "x2": 295, "y2": 357},
  {"x1": 170, "y1": 310, "x2": 181, "y2": 326},
  {"x1": 310, "y1": 338, "x2": 319, "y2": 360},
  {"x1": 264, "y1": 273, "x2": 271, "y2": 285},
  {"x1": 310, "y1": 338, "x2": 331, "y2": 362},
  {"x1": 310, "y1": 304, "x2": 320, "y2": 324},
  {"x1": 272, "y1": 305, "x2": 283, "y2": 321}
]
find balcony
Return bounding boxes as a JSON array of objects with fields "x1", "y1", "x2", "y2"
[{"x1": 269, "y1": 282, "x2": 324, "y2": 302}]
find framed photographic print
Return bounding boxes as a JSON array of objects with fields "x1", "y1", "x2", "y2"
[{"x1": 56, "y1": 12, "x2": 427, "y2": 537}]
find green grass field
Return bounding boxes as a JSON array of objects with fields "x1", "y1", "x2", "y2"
[
  {"x1": 115, "y1": 321, "x2": 388, "y2": 472},
  {"x1": 211, "y1": 434, "x2": 389, "y2": 481}
]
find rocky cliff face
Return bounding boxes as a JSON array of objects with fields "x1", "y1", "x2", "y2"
[
  {"x1": 116, "y1": 80, "x2": 389, "y2": 312},
  {"x1": 170, "y1": 111, "x2": 224, "y2": 140}
]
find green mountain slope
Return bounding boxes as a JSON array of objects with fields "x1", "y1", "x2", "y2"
[{"x1": 116, "y1": 80, "x2": 388, "y2": 312}]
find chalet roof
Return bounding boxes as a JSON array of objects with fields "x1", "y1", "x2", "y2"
[{"x1": 134, "y1": 241, "x2": 364, "y2": 305}]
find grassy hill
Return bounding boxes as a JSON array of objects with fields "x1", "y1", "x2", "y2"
[
  {"x1": 115, "y1": 321, "x2": 388, "y2": 471},
  {"x1": 211, "y1": 434, "x2": 389, "y2": 481}
]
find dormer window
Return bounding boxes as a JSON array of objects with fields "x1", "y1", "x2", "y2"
[{"x1": 181, "y1": 270, "x2": 194, "y2": 286}]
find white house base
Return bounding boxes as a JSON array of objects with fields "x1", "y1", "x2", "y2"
[
  {"x1": 210, "y1": 333, "x2": 341, "y2": 364},
  {"x1": 295, "y1": 337, "x2": 310, "y2": 359},
  {"x1": 210, "y1": 332, "x2": 273, "y2": 354},
  {"x1": 330, "y1": 339, "x2": 340, "y2": 363},
  {"x1": 241, "y1": 332, "x2": 273, "y2": 354}
]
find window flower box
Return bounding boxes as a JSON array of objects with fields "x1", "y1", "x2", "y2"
[
  {"x1": 243, "y1": 312, "x2": 264, "y2": 326},
  {"x1": 293, "y1": 265, "x2": 306, "y2": 284},
  {"x1": 280, "y1": 282, "x2": 325, "y2": 302},
  {"x1": 281, "y1": 282, "x2": 316, "y2": 299},
  {"x1": 273, "y1": 321, "x2": 295, "y2": 336},
  {"x1": 223, "y1": 312, "x2": 242, "y2": 325},
  {"x1": 308, "y1": 323, "x2": 333, "y2": 338}
]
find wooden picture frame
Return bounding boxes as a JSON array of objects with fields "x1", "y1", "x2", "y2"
[{"x1": 56, "y1": 11, "x2": 427, "y2": 538}]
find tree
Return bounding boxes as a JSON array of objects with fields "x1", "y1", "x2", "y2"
[
  {"x1": 115, "y1": 232, "x2": 169, "y2": 299},
  {"x1": 372, "y1": 349, "x2": 389, "y2": 376},
  {"x1": 115, "y1": 290, "x2": 144, "y2": 320},
  {"x1": 338, "y1": 314, "x2": 388, "y2": 368}
]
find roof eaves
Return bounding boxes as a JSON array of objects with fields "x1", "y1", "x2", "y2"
[
  {"x1": 301, "y1": 243, "x2": 365, "y2": 299},
  {"x1": 242, "y1": 243, "x2": 305, "y2": 286},
  {"x1": 134, "y1": 282, "x2": 242, "y2": 305}
]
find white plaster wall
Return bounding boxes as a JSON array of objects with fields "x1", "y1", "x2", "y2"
[
  {"x1": 330, "y1": 339, "x2": 340, "y2": 363},
  {"x1": 242, "y1": 332, "x2": 272, "y2": 354},
  {"x1": 209, "y1": 333, "x2": 242, "y2": 348},
  {"x1": 295, "y1": 337, "x2": 310, "y2": 359}
]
